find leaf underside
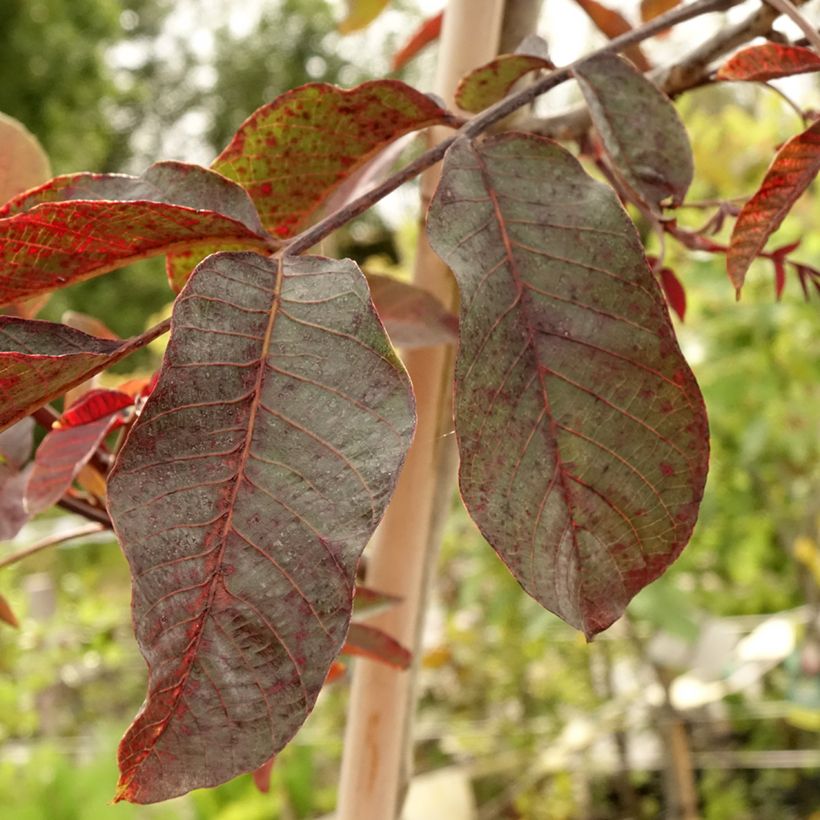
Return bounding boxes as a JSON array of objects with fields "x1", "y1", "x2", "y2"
[
  {"x1": 427, "y1": 134, "x2": 709, "y2": 638},
  {"x1": 728, "y1": 119, "x2": 820, "y2": 293},
  {"x1": 107, "y1": 251, "x2": 414, "y2": 803}
]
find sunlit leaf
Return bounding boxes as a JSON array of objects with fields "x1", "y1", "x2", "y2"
[
  {"x1": 0, "y1": 162, "x2": 272, "y2": 305},
  {"x1": 339, "y1": 0, "x2": 390, "y2": 33},
  {"x1": 727, "y1": 119, "x2": 820, "y2": 294},
  {"x1": 574, "y1": 53, "x2": 693, "y2": 212},
  {"x1": 0, "y1": 318, "x2": 136, "y2": 433},
  {"x1": 0, "y1": 593, "x2": 19, "y2": 628},
  {"x1": 342, "y1": 623, "x2": 412, "y2": 668},
  {"x1": 571, "y1": 0, "x2": 650, "y2": 71},
  {"x1": 639, "y1": 0, "x2": 681, "y2": 23},
  {"x1": 716, "y1": 43, "x2": 820, "y2": 82},
  {"x1": 108, "y1": 251, "x2": 414, "y2": 803},
  {"x1": 392, "y1": 12, "x2": 443, "y2": 71},
  {"x1": 211, "y1": 81, "x2": 450, "y2": 238},
  {"x1": 366, "y1": 272, "x2": 457, "y2": 348},
  {"x1": 455, "y1": 54, "x2": 555, "y2": 114},
  {"x1": 427, "y1": 134, "x2": 708, "y2": 637},
  {"x1": 0, "y1": 112, "x2": 51, "y2": 205}
]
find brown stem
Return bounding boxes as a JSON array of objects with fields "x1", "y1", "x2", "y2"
[
  {"x1": 0, "y1": 523, "x2": 106, "y2": 570},
  {"x1": 56, "y1": 495, "x2": 112, "y2": 527}
]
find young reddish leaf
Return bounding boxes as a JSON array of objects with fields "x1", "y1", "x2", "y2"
[
  {"x1": 251, "y1": 755, "x2": 276, "y2": 794},
  {"x1": 659, "y1": 267, "x2": 686, "y2": 321},
  {"x1": 25, "y1": 410, "x2": 121, "y2": 514},
  {"x1": 427, "y1": 135, "x2": 708, "y2": 638},
  {"x1": 0, "y1": 112, "x2": 51, "y2": 205},
  {"x1": 640, "y1": 0, "x2": 681, "y2": 23},
  {"x1": 107, "y1": 251, "x2": 414, "y2": 803},
  {"x1": 0, "y1": 463, "x2": 31, "y2": 540},
  {"x1": 773, "y1": 256, "x2": 787, "y2": 299},
  {"x1": 392, "y1": 12, "x2": 444, "y2": 71},
  {"x1": 211, "y1": 81, "x2": 451, "y2": 238},
  {"x1": 574, "y1": 53, "x2": 693, "y2": 212},
  {"x1": 57, "y1": 388, "x2": 134, "y2": 429},
  {"x1": 352, "y1": 584, "x2": 402, "y2": 619},
  {"x1": 339, "y1": 0, "x2": 390, "y2": 33},
  {"x1": 0, "y1": 417, "x2": 34, "y2": 469},
  {"x1": 324, "y1": 660, "x2": 347, "y2": 684},
  {"x1": 716, "y1": 43, "x2": 820, "y2": 82},
  {"x1": 0, "y1": 593, "x2": 19, "y2": 628},
  {"x1": 366, "y1": 272, "x2": 457, "y2": 348},
  {"x1": 342, "y1": 623, "x2": 412, "y2": 669},
  {"x1": 0, "y1": 318, "x2": 138, "y2": 433},
  {"x1": 455, "y1": 54, "x2": 556, "y2": 114},
  {"x1": 0, "y1": 161, "x2": 271, "y2": 305},
  {"x1": 571, "y1": 0, "x2": 651, "y2": 72},
  {"x1": 727, "y1": 119, "x2": 820, "y2": 294}
]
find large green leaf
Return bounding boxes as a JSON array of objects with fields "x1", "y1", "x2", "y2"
[
  {"x1": 108, "y1": 251, "x2": 414, "y2": 803},
  {"x1": 427, "y1": 134, "x2": 708, "y2": 637}
]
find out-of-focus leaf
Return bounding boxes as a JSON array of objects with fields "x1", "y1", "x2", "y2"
[
  {"x1": 352, "y1": 584, "x2": 402, "y2": 619},
  {"x1": 62, "y1": 311, "x2": 119, "y2": 340},
  {"x1": 571, "y1": 0, "x2": 650, "y2": 71},
  {"x1": 366, "y1": 272, "x2": 457, "y2": 348},
  {"x1": 57, "y1": 388, "x2": 133, "y2": 429},
  {"x1": 640, "y1": 0, "x2": 681, "y2": 23},
  {"x1": 574, "y1": 52, "x2": 693, "y2": 212},
  {"x1": 211, "y1": 81, "x2": 450, "y2": 238},
  {"x1": 108, "y1": 251, "x2": 414, "y2": 803},
  {"x1": 251, "y1": 756, "x2": 276, "y2": 794},
  {"x1": 716, "y1": 43, "x2": 820, "y2": 82},
  {"x1": 727, "y1": 119, "x2": 820, "y2": 294},
  {"x1": 339, "y1": 0, "x2": 390, "y2": 33},
  {"x1": 392, "y1": 12, "x2": 444, "y2": 71},
  {"x1": 342, "y1": 623, "x2": 412, "y2": 668},
  {"x1": 455, "y1": 54, "x2": 555, "y2": 113},
  {"x1": 659, "y1": 266, "x2": 686, "y2": 321},
  {"x1": 0, "y1": 593, "x2": 19, "y2": 628},
  {"x1": 0, "y1": 318, "x2": 136, "y2": 433},
  {"x1": 325, "y1": 660, "x2": 347, "y2": 684},
  {"x1": 0, "y1": 463, "x2": 31, "y2": 540},
  {"x1": 76, "y1": 464, "x2": 108, "y2": 500},
  {"x1": 427, "y1": 134, "x2": 709, "y2": 637},
  {"x1": 0, "y1": 162, "x2": 272, "y2": 305},
  {"x1": 0, "y1": 417, "x2": 34, "y2": 469},
  {"x1": 0, "y1": 112, "x2": 51, "y2": 205}
]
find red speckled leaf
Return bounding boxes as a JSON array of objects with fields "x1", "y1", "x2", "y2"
[
  {"x1": 0, "y1": 112, "x2": 51, "y2": 206},
  {"x1": 427, "y1": 134, "x2": 708, "y2": 637},
  {"x1": 571, "y1": 0, "x2": 650, "y2": 72},
  {"x1": 0, "y1": 317, "x2": 144, "y2": 433},
  {"x1": 0, "y1": 593, "x2": 19, "y2": 628},
  {"x1": 716, "y1": 43, "x2": 820, "y2": 82},
  {"x1": 107, "y1": 251, "x2": 414, "y2": 803},
  {"x1": 58, "y1": 389, "x2": 134, "y2": 429},
  {"x1": 727, "y1": 119, "x2": 820, "y2": 294},
  {"x1": 455, "y1": 54, "x2": 556, "y2": 114},
  {"x1": 342, "y1": 623, "x2": 411, "y2": 668},
  {"x1": 640, "y1": 0, "x2": 681, "y2": 22},
  {"x1": 366, "y1": 272, "x2": 457, "y2": 348},
  {"x1": 211, "y1": 81, "x2": 450, "y2": 238},
  {"x1": 574, "y1": 53, "x2": 693, "y2": 212},
  {"x1": 339, "y1": 0, "x2": 389, "y2": 33},
  {"x1": 392, "y1": 12, "x2": 443, "y2": 71},
  {"x1": 0, "y1": 161, "x2": 271, "y2": 305}
]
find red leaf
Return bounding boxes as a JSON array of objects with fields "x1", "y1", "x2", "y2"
[
  {"x1": 58, "y1": 389, "x2": 134, "y2": 429},
  {"x1": 571, "y1": 0, "x2": 651, "y2": 72},
  {"x1": 108, "y1": 252, "x2": 414, "y2": 803},
  {"x1": 352, "y1": 584, "x2": 401, "y2": 618},
  {"x1": 716, "y1": 43, "x2": 820, "y2": 82},
  {"x1": 251, "y1": 756, "x2": 276, "y2": 794},
  {"x1": 659, "y1": 267, "x2": 687, "y2": 321},
  {"x1": 211, "y1": 81, "x2": 450, "y2": 238},
  {"x1": 0, "y1": 593, "x2": 19, "y2": 628},
  {"x1": 366, "y1": 272, "x2": 457, "y2": 348},
  {"x1": 427, "y1": 135, "x2": 709, "y2": 638},
  {"x1": 574, "y1": 53, "x2": 693, "y2": 212},
  {"x1": 324, "y1": 660, "x2": 347, "y2": 684},
  {"x1": 342, "y1": 623, "x2": 411, "y2": 669},
  {"x1": 26, "y1": 410, "x2": 120, "y2": 514},
  {"x1": 0, "y1": 318, "x2": 142, "y2": 433},
  {"x1": 455, "y1": 54, "x2": 555, "y2": 114},
  {"x1": 773, "y1": 256, "x2": 787, "y2": 299},
  {"x1": 727, "y1": 119, "x2": 820, "y2": 294},
  {"x1": 0, "y1": 161, "x2": 271, "y2": 305},
  {"x1": 392, "y1": 12, "x2": 443, "y2": 71},
  {"x1": 0, "y1": 417, "x2": 34, "y2": 469}
]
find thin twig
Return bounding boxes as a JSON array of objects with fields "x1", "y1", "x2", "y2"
[
  {"x1": 0, "y1": 523, "x2": 106, "y2": 570},
  {"x1": 285, "y1": 0, "x2": 744, "y2": 255},
  {"x1": 56, "y1": 496, "x2": 112, "y2": 527},
  {"x1": 762, "y1": 0, "x2": 820, "y2": 51}
]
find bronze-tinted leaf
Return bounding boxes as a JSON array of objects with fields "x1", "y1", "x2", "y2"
[
  {"x1": 640, "y1": 0, "x2": 681, "y2": 23},
  {"x1": 0, "y1": 162, "x2": 271, "y2": 305},
  {"x1": 0, "y1": 112, "x2": 51, "y2": 206},
  {"x1": 455, "y1": 54, "x2": 555, "y2": 114},
  {"x1": 392, "y1": 11, "x2": 443, "y2": 71},
  {"x1": 716, "y1": 43, "x2": 820, "y2": 82},
  {"x1": 0, "y1": 593, "x2": 19, "y2": 628},
  {"x1": 571, "y1": 0, "x2": 650, "y2": 71},
  {"x1": 427, "y1": 135, "x2": 708, "y2": 637},
  {"x1": 728, "y1": 119, "x2": 820, "y2": 294},
  {"x1": 342, "y1": 623, "x2": 411, "y2": 668},
  {"x1": 211, "y1": 81, "x2": 450, "y2": 238},
  {"x1": 108, "y1": 251, "x2": 414, "y2": 803},
  {"x1": 573, "y1": 52, "x2": 693, "y2": 212}
]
